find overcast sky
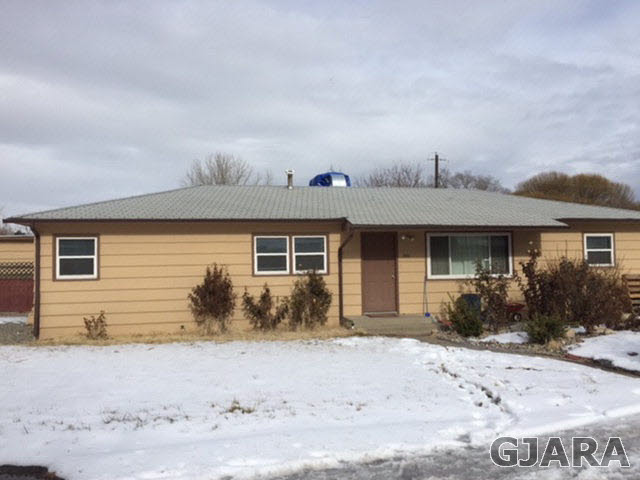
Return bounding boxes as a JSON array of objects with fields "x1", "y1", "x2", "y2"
[{"x1": 1, "y1": 0, "x2": 639, "y2": 216}]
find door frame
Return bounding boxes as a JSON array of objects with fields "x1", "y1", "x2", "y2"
[{"x1": 360, "y1": 231, "x2": 399, "y2": 315}]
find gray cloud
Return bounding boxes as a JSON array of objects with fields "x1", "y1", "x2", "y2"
[{"x1": 1, "y1": 0, "x2": 639, "y2": 216}]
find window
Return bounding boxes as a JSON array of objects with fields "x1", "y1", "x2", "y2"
[
  {"x1": 56, "y1": 237, "x2": 98, "y2": 280},
  {"x1": 254, "y1": 236, "x2": 289, "y2": 274},
  {"x1": 428, "y1": 233, "x2": 511, "y2": 279},
  {"x1": 584, "y1": 233, "x2": 614, "y2": 267},
  {"x1": 293, "y1": 236, "x2": 327, "y2": 274}
]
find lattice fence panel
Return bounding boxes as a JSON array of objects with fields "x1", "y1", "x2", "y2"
[{"x1": 0, "y1": 262, "x2": 34, "y2": 280}]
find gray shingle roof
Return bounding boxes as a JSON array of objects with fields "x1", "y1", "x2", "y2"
[{"x1": 8, "y1": 185, "x2": 640, "y2": 228}]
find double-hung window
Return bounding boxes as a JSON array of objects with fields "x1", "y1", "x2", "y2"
[
  {"x1": 428, "y1": 233, "x2": 511, "y2": 279},
  {"x1": 254, "y1": 236, "x2": 289, "y2": 274},
  {"x1": 584, "y1": 233, "x2": 614, "y2": 267},
  {"x1": 293, "y1": 236, "x2": 327, "y2": 274},
  {"x1": 56, "y1": 237, "x2": 98, "y2": 280}
]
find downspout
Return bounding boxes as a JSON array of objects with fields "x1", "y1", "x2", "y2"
[
  {"x1": 31, "y1": 222, "x2": 41, "y2": 339},
  {"x1": 338, "y1": 223, "x2": 355, "y2": 327}
]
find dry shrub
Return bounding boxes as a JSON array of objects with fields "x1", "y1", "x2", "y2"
[
  {"x1": 288, "y1": 272, "x2": 332, "y2": 330},
  {"x1": 84, "y1": 311, "x2": 108, "y2": 340},
  {"x1": 516, "y1": 247, "x2": 632, "y2": 333},
  {"x1": 242, "y1": 284, "x2": 289, "y2": 331},
  {"x1": 468, "y1": 262, "x2": 510, "y2": 332},
  {"x1": 188, "y1": 264, "x2": 236, "y2": 334}
]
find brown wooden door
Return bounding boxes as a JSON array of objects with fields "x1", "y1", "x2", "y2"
[{"x1": 361, "y1": 232, "x2": 398, "y2": 314}]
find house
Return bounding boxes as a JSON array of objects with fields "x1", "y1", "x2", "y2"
[
  {"x1": 7, "y1": 184, "x2": 640, "y2": 339},
  {"x1": 0, "y1": 235, "x2": 35, "y2": 313}
]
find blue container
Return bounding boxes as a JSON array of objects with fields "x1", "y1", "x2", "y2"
[{"x1": 309, "y1": 172, "x2": 351, "y2": 187}]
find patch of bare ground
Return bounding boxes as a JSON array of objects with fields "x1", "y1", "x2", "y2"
[{"x1": 32, "y1": 326, "x2": 363, "y2": 347}]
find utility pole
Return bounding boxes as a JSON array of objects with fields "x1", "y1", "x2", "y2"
[{"x1": 429, "y1": 152, "x2": 447, "y2": 188}]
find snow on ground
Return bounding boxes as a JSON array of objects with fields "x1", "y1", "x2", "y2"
[
  {"x1": 569, "y1": 331, "x2": 640, "y2": 372},
  {"x1": 477, "y1": 326, "x2": 586, "y2": 345},
  {"x1": 1, "y1": 337, "x2": 640, "y2": 480},
  {"x1": 478, "y1": 331, "x2": 529, "y2": 344},
  {"x1": 0, "y1": 315, "x2": 27, "y2": 324}
]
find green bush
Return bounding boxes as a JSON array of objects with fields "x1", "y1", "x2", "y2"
[
  {"x1": 525, "y1": 314, "x2": 566, "y2": 344},
  {"x1": 445, "y1": 296, "x2": 483, "y2": 337},
  {"x1": 242, "y1": 284, "x2": 289, "y2": 331},
  {"x1": 188, "y1": 264, "x2": 236, "y2": 334},
  {"x1": 288, "y1": 272, "x2": 332, "y2": 330}
]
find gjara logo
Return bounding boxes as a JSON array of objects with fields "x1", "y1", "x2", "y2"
[{"x1": 490, "y1": 436, "x2": 630, "y2": 468}]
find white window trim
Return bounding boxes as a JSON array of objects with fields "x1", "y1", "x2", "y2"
[
  {"x1": 292, "y1": 235, "x2": 327, "y2": 274},
  {"x1": 254, "y1": 235, "x2": 290, "y2": 275},
  {"x1": 583, "y1": 233, "x2": 615, "y2": 267},
  {"x1": 56, "y1": 237, "x2": 98, "y2": 280},
  {"x1": 426, "y1": 232, "x2": 513, "y2": 280}
]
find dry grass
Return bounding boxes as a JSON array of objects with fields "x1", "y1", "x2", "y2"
[{"x1": 32, "y1": 326, "x2": 363, "y2": 347}]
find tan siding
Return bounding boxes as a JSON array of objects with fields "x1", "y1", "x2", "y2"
[
  {"x1": 0, "y1": 238, "x2": 34, "y2": 263},
  {"x1": 34, "y1": 219, "x2": 640, "y2": 337},
  {"x1": 37, "y1": 222, "x2": 342, "y2": 338},
  {"x1": 341, "y1": 230, "x2": 362, "y2": 316}
]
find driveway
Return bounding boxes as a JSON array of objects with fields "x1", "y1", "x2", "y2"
[{"x1": 269, "y1": 413, "x2": 640, "y2": 479}]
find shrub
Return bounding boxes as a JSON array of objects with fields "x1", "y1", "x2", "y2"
[
  {"x1": 445, "y1": 295, "x2": 483, "y2": 337},
  {"x1": 84, "y1": 311, "x2": 108, "y2": 340},
  {"x1": 288, "y1": 272, "x2": 332, "y2": 330},
  {"x1": 525, "y1": 314, "x2": 566, "y2": 344},
  {"x1": 514, "y1": 246, "x2": 556, "y2": 319},
  {"x1": 242, "y1": 284, "x2": 289, "y2": 331},
  {"x1": 188, "y1": 264, "x2": 236, "y2": 334},
  {"x1": 515, "y1": 247, "x2": 632, "y2": 333},
  {"x1": 468, "y1": 261, "x2": 510, "y2": 332}
]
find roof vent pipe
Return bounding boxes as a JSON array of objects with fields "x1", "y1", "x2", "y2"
[{"x1": 285, "y1": 169, "x2": 294, "y2": 189}]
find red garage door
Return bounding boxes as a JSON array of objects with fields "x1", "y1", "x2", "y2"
[{"x1": 0, "y1": 263, "x2": 34, "y2": 313}]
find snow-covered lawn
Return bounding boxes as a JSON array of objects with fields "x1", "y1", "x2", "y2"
[
  {"x1": 477, "y1": 327, "x2": 586, "y2": 345},
  {"x1": 569, "y1": 331, "x2": 640, "y2": 372},
  {"x1": 0, "y1": 315, "x2": 27, "y2": 324},
  {"x1": 2, "y1": 337, "x2": 640, "y2": 480}
]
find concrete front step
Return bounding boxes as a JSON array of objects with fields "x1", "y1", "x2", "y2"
[{"x1": 345, "y1": 315, "x2": 437, "y2": 336}]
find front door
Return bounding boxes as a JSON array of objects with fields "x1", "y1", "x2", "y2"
[{"x1": 361, "y1": 232, "x2": 398, "y2": 314}]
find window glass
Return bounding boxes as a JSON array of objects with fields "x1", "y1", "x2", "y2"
[
  {"x1": 294, "y1": 237, "x2": 325, "y2": 253},
  {"x1": 59, "y1": 258, "x2": 94, "y2": 276},
  {"x1": 59, "y1": 239, "x2": 95, "y2": 256},
  {"x1": 429, "y1": 234, "x2": 511, "y2": 277},
  {"x1": 587, "y1": 251, "x2": 612, "y2": 266},
  {"x1": 586, "y1": 236, "x2": 611, "y2": 250},
  {"x1": 429, "y1": 236, "x2": 450, "y2": 275},
  {"x1": 490, "y1": 235, "x2": 509, "y2": 274},
  {"x1": 257, "y1": 255, "x2": 288, "y2": 272},
  {"x1": 293, "y1": 236, "x2": 326, "y2": 273},
  {"x1": 295, "y1": 255, "x2": 325, "y2": 272},
  {"x1": 450, "y1": 235, "x2": 489, "y2": 275},
  {"x1": 256, "y1": 237, "x2": 287, "y2": 254},
  {"x1": 56, "y1": 237, "x2": 97, "y2": 279},
  {"x1": 584, "y1": 234, "x2": 614, "y2": 266}
]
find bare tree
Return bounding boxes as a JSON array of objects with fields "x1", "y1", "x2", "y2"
[
  {"x1": 360, "y1": 162, "x2": 430, "y2": 187},
  {"x1": 0, "y1": 206, "x2": 16, "y2": 235},
  {"x1": 183, "y1": 153, "x2": 254, "y2": 186},
  {"x1": 442, "y1": 169, "x2": 509, "y2": 193},
  {"x1": 359, "y1": 162, "x2": 508, "y2": 192},
  {"x1": 254, "y1": 169, "x2": 274, "y2": 186},
  {"x1": 515, "y1": 171, "x2": 638, "y2": 209}
]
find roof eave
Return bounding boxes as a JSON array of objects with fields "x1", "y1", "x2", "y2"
[
  {"x1": 347, "y1": 223, "x2": 569, "y2": 230},
  {"x1": 6, "y1": 217, "x2": 349, "y2": 224}
]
